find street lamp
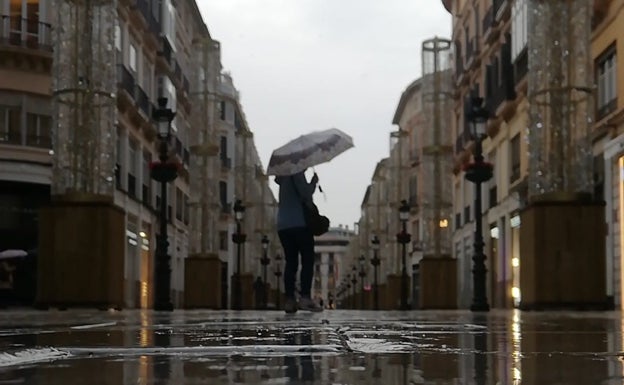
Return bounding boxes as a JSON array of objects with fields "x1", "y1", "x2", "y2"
[
  {"x1": 274, "y1": 254, "x2": 282, "y2": 309},
  {"x1": 465, "y1": 95, "x2": 492, "y2": 312},
  {"x1": 260, "y1": 235, "x2": 270, "y2": 309},
  {"x1": 231, "y1": 199, "x2": 246, "y2": 310},
  {"x1": 370, "y1": 235, "x2": 381, "y2": 310},
  {"x1": 358, "y1": 254, "x2": 366, "y2": 309},
  {"x1": 396, "y1": 199, "x2": 411, "y2": 310},
  {"x1": 151, "y1": 97, "x2": 176, "y2": 311},
  {"x1": 350, "y1": 269, "x2": 357, "y2": 309}
]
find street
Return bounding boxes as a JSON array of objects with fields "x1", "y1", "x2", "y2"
[{"x1": 0, "y1": 309, "x2": 623, "y2": 384}]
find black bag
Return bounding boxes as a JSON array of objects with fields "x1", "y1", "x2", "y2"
[
  {"x1": 302, "y1": 201, "x2": 330, "y2": 236},
  {"x1": 291, "y1": 177, "x2": 330, "y2": 236}
]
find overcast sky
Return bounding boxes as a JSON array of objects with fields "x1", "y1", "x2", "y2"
[{"x1": 198, "y1": 0, "x2": 452, "y2": 229}]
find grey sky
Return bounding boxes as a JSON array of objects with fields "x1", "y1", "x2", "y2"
[{"x1": 198, "y1": 0, "x2": 451, "y2": 228}]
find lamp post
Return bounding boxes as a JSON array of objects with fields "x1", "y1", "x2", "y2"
[
  {"x1": 231, "y1": 199, "x2": 246, "y2": 310},
  {"x1": 396, "y1": 200, "x2": 411, "y2": 310},
  {"x1": 370, "y1": 235, "x2": 381, "y2": 310},
  {"x1": 465, "y1": 96, "x2": 492, "y2": 312},
  {"x1": 151, "y1": 97, "x2": 176, "y2": 311},
  {"x1": 350, "y1": 269, "x2": 357, "y2": 309},
  {"x1": 358, "y1": 254, "x2": 366, "y2": 309},
  {"x1": 260, "y1": 235, "x2": 270, "y2": 309},
  {"x1": 274, "y1": 254, "x2": 282, "y2": 310}
]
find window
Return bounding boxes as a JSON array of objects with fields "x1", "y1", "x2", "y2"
[
  {"x1": 219, "y1": 181, "x2": 228, "y2": 212},
  {"x1": 596, "y1": 45, "x2": 617, "y2": 119},
  {"x1": 510, "y1": 134, "x2": 521, "y2": 183},
  {"x1": 0, "y1": 106, "x2": 22, "y2": 144},
  {"x1": 114, "y1": 24, "x2": 122, "y2": 52},
  {"x1": 175, "y1": 188, "x2": 183, "y2": 221},
  {"x1": 129, "y1": 43, "x2": 137, "y2": 73},
  {"x1": 142, "y1": 150, "x2": 151, "y2": 203},
  {"x1": 511, "y1": 0, "x2": 528, "y2": 61},
  {"x1": 219, "y1": 231, "x2": 228, "y2": 251},
  {"x1": 162, "y1": 0, "x2": 176, "y2": 51},
  {"x1": 183, "y1": 194, "x2": 189, "y2": 225},
  {"x1": 142, "y1": 58, "x2": 152, "y2": 98},
  {"x1": 26, "y1": 113, "x2": 51, "y2": 148},
  {"x1": 128, "y1": 139, "x2": 137, "y2": 198}
]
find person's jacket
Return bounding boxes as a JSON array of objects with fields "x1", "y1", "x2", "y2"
[{"x1": 275, "y1": 171, "x2": 317, "y2": 231}]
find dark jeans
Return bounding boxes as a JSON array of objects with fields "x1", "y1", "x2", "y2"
[{"x1": 278, "y1": 227, "x2": 315, "y2": 299}]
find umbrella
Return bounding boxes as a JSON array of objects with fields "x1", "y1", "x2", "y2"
[
  {"x1": 266, "y1": 128, "x2": 354, "y2": 176},
  {"x1": 0, "y1": 249, "x2": 27, "y2": 260}
]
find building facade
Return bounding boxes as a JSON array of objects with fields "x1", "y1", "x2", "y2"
[
  {"x1": 0, "y1": 0, "x2": 276, "y2": 309},
  {"x1": 444, "y1": 0, "x2": 617, "y2": 309}
]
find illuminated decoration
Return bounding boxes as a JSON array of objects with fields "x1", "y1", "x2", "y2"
[
  {"x1": 51, "y1": 0, "x2": 117, "y2": 195},
  {"x1": 420, "y1": 37, "x2": 454, "y2": 257},
  {"x1": 189, "y1": 38, "x2": 221, "y2": 255},
  {"x1": 527, "y1": 0, "x2": 593, "y2": 197}
]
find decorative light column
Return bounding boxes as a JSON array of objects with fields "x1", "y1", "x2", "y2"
[{"x1": 528, "y1": 0, "x2": 593, "y2": 198}]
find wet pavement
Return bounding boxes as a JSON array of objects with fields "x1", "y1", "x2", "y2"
[{"x1": 1, "y1": 309, "x2": 624, "y2": 384}]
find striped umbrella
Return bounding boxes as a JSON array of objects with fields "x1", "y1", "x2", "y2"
[{"x1": 266, "y1": 128, "x2": 354, "y2": 176}]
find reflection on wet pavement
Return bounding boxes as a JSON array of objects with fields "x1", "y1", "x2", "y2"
[{"x1": 0, "y1": 309, "x2": 623, "y2": 384}]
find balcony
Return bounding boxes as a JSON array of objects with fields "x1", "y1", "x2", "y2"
[
  {"x1": 117, "y1": 64, "x2": 135, "y2": 103},
  {"x1": 465, "y1": 38, "x2": 479, "y2": 70},
  {"x1": 485, "y1": 41, "x2": 516, "y2": 119},
  {"x1": 220, "y1": 201, "x2": 231, "y2": 214},
  {"x1": 493, "y1": 0, "x2": 510, "y2": 22},
  {"x1": 221, "y1": 157, "x2": 232, "y2": 170},
  {"x1": 142, "y1": 184, "x2": 150, "y2": 206},
  {"x1": 482, "y1": 6, "x2": 499, "y2": 45},
  {"x1": 597, "y1": 98, "x2": 617, "y2": 121},
  {"x1": 0, "y1": 16, "x2": 52, "y2": 52},
  {"x1": 514, "y1": 48, "x2": 528, "y2": 87},
  {"x1": 157, "y1": 37, "x2": 173, "y2": 69},
  {"x1": 489, "y1": 186, "x2": 497, "y2": 209},
  {"x1": 510, "y1": 163, "x2": 521, "y2": 184},
  {"x1": 135, "y1": 85, "x2": 150, "y2": 118},
  {"x1": 26, "y1": 134, "x2": 51, "y2": 148},
  {"x1": 127, "y1": 173, "x2": 136, "y2": 199}
]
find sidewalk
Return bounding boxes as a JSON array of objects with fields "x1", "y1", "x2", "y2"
[{"x1": 0, "y1": 309, "x2": 622, "y2": 384}]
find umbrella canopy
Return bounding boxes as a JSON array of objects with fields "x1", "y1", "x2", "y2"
[
  {"x1": 267, "y1": 128, "x2": 354, "y2": 176},
  {"x1": 0, "y1": 249, "x2": 27, "y2": 260}
]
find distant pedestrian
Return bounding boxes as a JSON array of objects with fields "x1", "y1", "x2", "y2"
[
  {"x1": 253, "y1": 276, "x2": 264, "y2": 309},
  {"x1": 275, "y1": 170, "x2": 323, "y2": 313}
]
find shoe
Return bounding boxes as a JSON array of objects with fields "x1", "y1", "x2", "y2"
[
  {"x1": 284, "y1": 297, "x2": 298, "y2": 314},
  {"x1": 299, "y1": 297, "x2": 323, "y2": 312}
]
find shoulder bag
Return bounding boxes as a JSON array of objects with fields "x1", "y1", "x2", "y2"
[{"x1": 291, "y1": 177, "x2": 330, "y2": 236}]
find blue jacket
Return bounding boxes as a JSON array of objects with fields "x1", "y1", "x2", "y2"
[{"x1": 275, "y1": 171, "x2": 317, "y2": 230}]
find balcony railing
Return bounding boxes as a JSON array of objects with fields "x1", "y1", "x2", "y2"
[
  {"x1": 26, "y1": 134, "x2": 51, "y2": 148},
  {"x1": 489, "y1": 186, "x2": 497, "y2": 209},
  {"x1": 117, "y1": 65, "x2": 135, "y2": 98},
  {"x1": 142, "y1": 184, "x2": 150, "y2": 206},
  {"x1": 0, "y1": 130, "x2": 22, "y2": 145},
  {"x1": 221, "y1": 157, "x2": 232, "y2": 170},
  {"x1": 128, "y1": 173, "x2": 136, "y2": 199},
  {"x1": 135, "y1": 85, "x2": 150, "y2": 117},
  {"x1": 0, "y1": 16, "x2": 52, "y2": 51},
  {"x1": 597, "y1": 98, "x2": 618, "y2": 121},
  {"x1": 493, "y1": 0, "x2": 508, "y2": 21},
  {"x1": 514, "y1": 49, "x2": 528, "y2": 84},
  {"x1": 510, "y1": 163, "x2": 520, "y2": 184},
  {"x1": 220, "y1": 202, "x2": 231, "y2": 214},
  {"x1": 465, "y1": 38, "x2": 477, "y2": 68},
  {"x1": 482, "y1": 6, "x2": 494, "y2": 37},
  {"x1": 160, "y1": 36, "x2": 173, "y2": 65}
]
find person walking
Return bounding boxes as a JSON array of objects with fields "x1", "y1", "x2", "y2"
[{"x1": 275, "y1": 170, "x2": 323, "y2": 313}]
